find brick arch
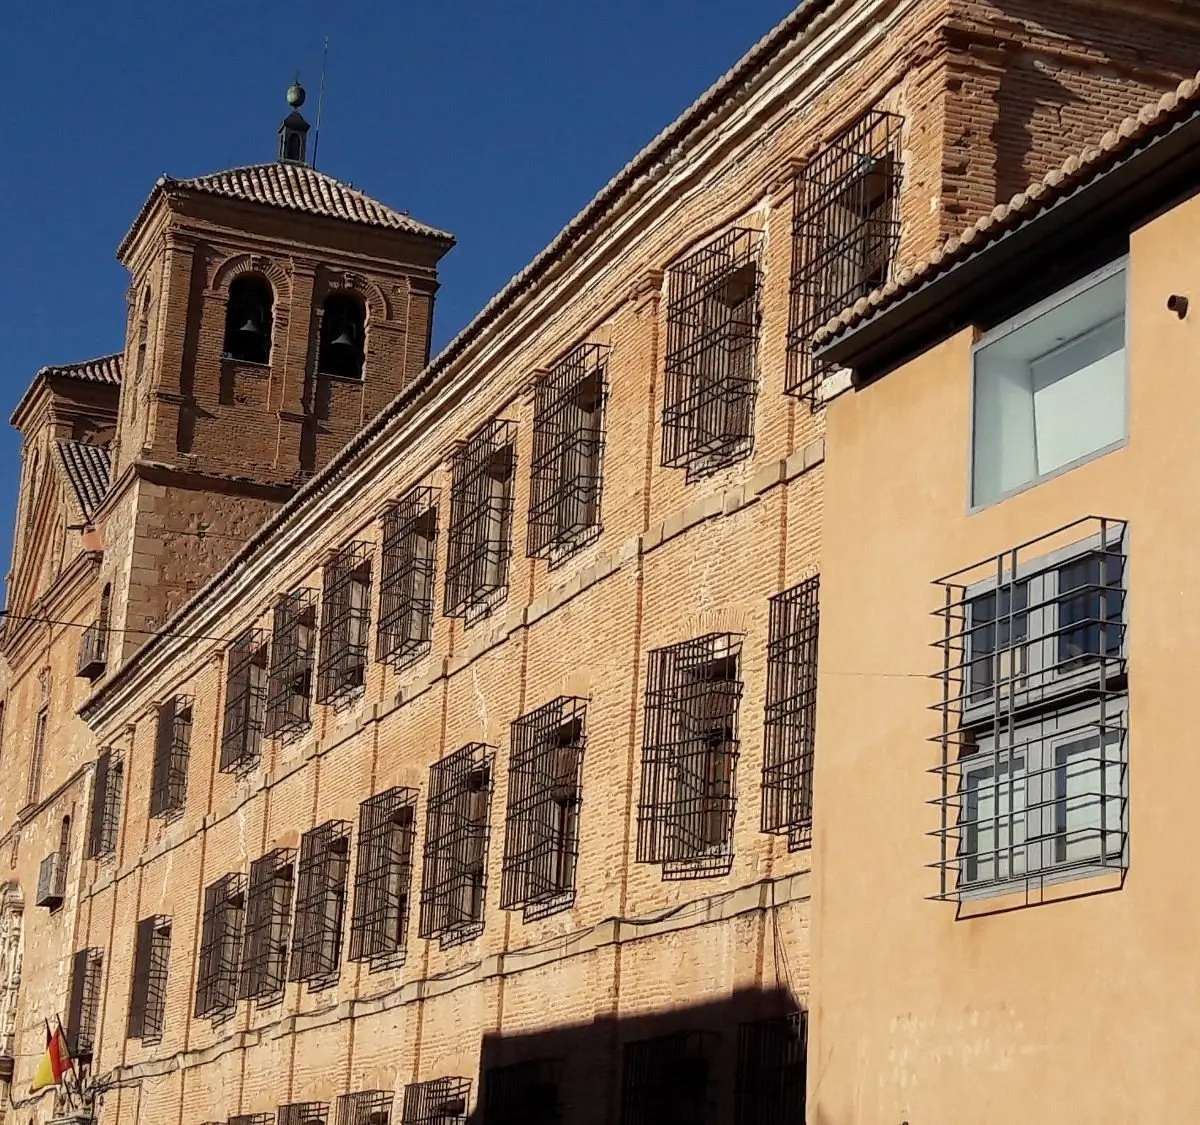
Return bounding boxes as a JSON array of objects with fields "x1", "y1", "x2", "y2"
[
  {"x1": 321, "y1": 270, "x2": 392, "y2": 322},
  {"x1": 210, "y1": 253, "x2": 290, "y2": 301}
]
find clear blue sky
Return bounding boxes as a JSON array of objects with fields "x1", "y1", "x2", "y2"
[{"x1": 0, "y1": 0, "x2": 796, "y2": 598}]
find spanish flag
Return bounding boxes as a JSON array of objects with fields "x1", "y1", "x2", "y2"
[{"x1": 29, "y1": 1018, "x2": 73, "y2": 1093}]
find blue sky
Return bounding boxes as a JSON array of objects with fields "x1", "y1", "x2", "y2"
[{"x1": 0, "y1": 0, "x2": 796, "y2": 598}]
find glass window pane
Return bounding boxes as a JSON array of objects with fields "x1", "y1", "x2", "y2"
[
  {"x1": 962, "y1": 756, "x2": 1026, "y2": 884},
  {"x1": 1053, "y1": 734, "x2": 1122, "y2": 866}
]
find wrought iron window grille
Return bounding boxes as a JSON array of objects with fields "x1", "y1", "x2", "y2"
[
  {"x1": 761, "y1": 576, "x2": 820, "y2": 851},
  {"x1": 930, "y1": 517, "x2": 1129, "y2": 901},
  {"x1": 419, "y1": 744, "x2": 495, "y2": 947},
  {"x1": 87, "y1": 748, "x2": 124, "y2": 859},
  {"x1": 128, "y1": 916, "x2": 172, "y2": 1044},
  {"x1": 662, "y1": 228, "x2": 762, "y2": 480},
  {"x1": 65, "y1": 947, "x2": 103, "y2": 1060},
  {"x1": 229, "y1": 1115, "x2": 275, "y2": 1125},
  {"x1": 349, "y1": 787, "x2": 418, "y2": 970},
  {"x1": 482, "y1": 1060, "x2": 562, "y2": 1125},
  {"x1": 787, "y1": 109, "x2": 903, "y2": 406},
  {"x1": 35, "y1": 848, "x2": 66, "y2": 911},
  {"x1": 195, "y1": 872, "x2": 246, "y2": 1020},
  {"x1": 401, "y1": 1077, "x2": 471, "y2": 1125},
  {"x1": 317, "y1": 544, "x2": 374, "y2": 707},
  {"x1": 278, "y1": 1103, "x2": 331, "y2": 1125},
  {"x1": 620, "y1": 1032, "x2": 715, "y2": 1125},
  {"x1": 266, "y1": 589, "x2": 318, "y2": 739},
  {"x1": 500, "y1": 698, "x2": 586, "y2": 921},
  {"x1": 76, "y1": 619, "x2": 108, "y2": 680},
  {"x1": 735, "y1": 1013, "x2": 807, "y2": 1125},
  {"x1": 336, "y1": 1091, "x2": 394, "y2": 1125},
  {"x1": 239, "y1": 849, "x2": 296, "y2": 1005},
  {"x1": 637, "y1": 634, "x2": 744, "y2": 879},
  {"x1": 150, "y1": 695, "x2": 193, "y2": 820},
  {"x1": 289, "y1": 820, "x2": 351, "y2": 988},
  {"x1": 378, "y1": 488, "x2": 440, "y2": 670},
  {"x1": 444, "y1": 420, "x2": 517, "y2": 622},
  {"x1": 221, "y1": 629, "x2": 270, "y2": 774},
  {"x1": 528, "y1": 343, "x2": 610, "y2": 564}
]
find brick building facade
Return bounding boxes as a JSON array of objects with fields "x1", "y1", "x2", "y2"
[{"x1": 2, "y1": 1, "x2": 1198, "y2": 1123}]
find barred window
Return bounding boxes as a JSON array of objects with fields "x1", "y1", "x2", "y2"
[
  {"x1": 229, "y1": 1115, "x2": 274, "y2": 1125},
  {"x1": 278, "y1": 1103, "x2": 330, "y2": 1125},
  {"x1": 65, "y1": 947, "x2": 104, "y2": 1059},
  {"x1": 482, "y1": 1060, "x2": 562, "y2": 1125},
  {"x1": 220, "y1": 628, "x2": 269, "y2": 773},
  {"x1": 637, "y1": 634, "x2": 743, "y2": 879},
  {"x1": 402, "y1": 1078, "x2": 471, "y2": 1125},
  {"x1": 378, "y1": 487, "x2": 439, "y2": 669},
  {"x1": 528, "y1": 343, "x2": 610, "y2": 563},
  {"x1": 336, "y1": 1091, "x2": 394, "y2": 1125},
  {"x1": 761, "y1": 576, "x2": 819, "y2": 851},
  {"x1": 266, "y1": 589, "x2": 317, "y2": 738},
  {"x1": 787, "y1": 109, "x2": 903, "y2": 404},
  {"x1": 239, "y1": 848, "x2": 295, "y2": 1004},
  {"x1": 149, "y1": 695, "x2": 193, "y2": 819},
  {"x1": 87, "y1": 748, "x2": 124, "y2": 859},
  {"x1": 662, "y1": 229, "x2": 762, "y2": 480},
  {"x1": 419, "y1": 744, "x2": 495, "y2": 946},
  {"x1": 128, "y1": 916, "x2": 171, "y2": 1044},
  {"x1": 317, "y1": 544, "x2": 373, "y2": 706},
  {"x1": 289, "y1": 820, "x2": 351, "y2": 987},
  {"x1": 621, "y1": 1033, "x2": 713, "y2": 1125},
  {"x1": 444, "y1": 420, "x2": 517, "y2": 620},
  {"x1": 735, "y1": 1013, "x2": 807, "y2": 1125},
  {"x1": 500, "y1": 698, "x2": 585, "y2": 920},
  {"x1": 349, "y1": 787, "x2": 417, "y2": 970},
  {"x1": 195, "y1": 872, "x2": 246, "y2": 1019}
]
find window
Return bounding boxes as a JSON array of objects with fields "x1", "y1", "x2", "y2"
[
  {"x1": 65, "y1": 947, "x2": 104, "y2": 1059},
  {"x1": 788, "y1": 109, "x2": 903, "y2": 404},
  {"x1": 349, "y1": 787, "x2": 418, "y2": 970},
  {"x1": 278, "y1": 1104, "x2": 331, "y2": 1125},
  {"x1": 289, "y1": 820, "x2": 350, "y2": 988},
  {"x1": 223, "y1": 275, "x2": 274, "y2": 365},
  {"x1": 401, "y1": 1078, "x2": 471, "y2": 1125},
  {"x1": 316, "y1": 544, "x2": 373, "y2": 706},
  {"x1": 378, "y1": 488, "x2": 439, "y2": 669},
  {"x1": 26, "y1": 709, "x2": 47, "y2": 806},
  {"x1": 735, "y1": 1013, "x2": 807, "y2": 1125},
  {"x1": 239, "y1": 849, "x2": 295, "y2": 1004},
  {"x1": 482, "y1": 1060, "x2": 562, "y2": 1125},
  {"x1": 36, "y1": 816, "x2": 71, "y2": 911},
  {"x1": 972, "y1": 261, "x2": 1127, "y2": 506},
  {"x1": 319, "y1": 294, "x2": 366, "y2": 380},
  {"x1": 336, "y1": 1091, "x2": 394, "y2": 1125},
  {"x1": 419, "y1": 744, "x2": 495, "y2": 946},
  {"x1": 761, "y1": 577, "x2": 820, "y2": 851},
  {"x1": 149, "y1": 695, "x2": 192, "y2": 819},
  {"x1": 78, "y1": 584, "x2": 110, "y2": 679},
  {"x1": 500, "y1": 698, "x2": 586, "y2": 920},
  {"x1": 444, "y1": 420, "x2": 517, "y2": 620},
  {"x1": 528, "y1": 342, "x2": 610, "y2": 562},
  {"x1": 637, "y1": 634, "x2": 743, "y2": 879},
  {"x1": 932, "y1": 518, "x2": 1128, "y2": 899},
  {"x1": 662, "y1": 229, "x2": 761, "y2": 479},
  {"x1": 87, "y1": 749, "x2": 124, "y2": 859},
  {"x1": 266, "y1": 589, "x2": 317, "y2": 738},
  {"x1": 128, "y1": 916, "x2": 171, "y2": 1043},
  {"x1": 195, "y1": 872, "x2": 246, "y2": 1019},
  {"x1": 220, "y1": 629, "x2": 269, "y2": 773},
  {"x1": 620, "y1": 1033, "x2": 712, "y2": 1125},
  {"x1": 228, "y1": 1116, "x2": 273, "y2": 1125}
]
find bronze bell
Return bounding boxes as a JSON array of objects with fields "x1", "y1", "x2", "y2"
[
  {"x1": 237, "y1": 313, "x2": 262, "y2": 337},
  {"x1": 329, "y1": 323, "x2": 357, "y2": 349}
]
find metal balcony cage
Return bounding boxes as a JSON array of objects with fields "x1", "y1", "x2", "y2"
[
  {"x1": 266, "y1": 589, "x2": 318, "y2": 739},
  {"x1": 221, "y1": 628, "x2": 270, "y2": 774},
  {"x1": 128, "y1": 915, "x2": 172, "y2": 1043},
  {"x1": 482, "y1": 1059, "x2": 562, "y2": 1125},
  {"x1": 500, "y1": 697, "x2": 587, "y2": 921},
  {"x1": 761, "y1": 576, "x2": 820, "y2": 851},
  {"x1": 195, "y1": 872, "x2": 246, "y2": 1020},
  {"x1": 787, "y1": 109, "x2": 903, "y2": 405},
  {"x1": 336, "y1": 1091, "x2": 394, "y2": 1125},
  {"x1": 277, "y1": 1104, "x2": 330, "y2": 1125},
  {"x1": 239, "y1": 848, "x2": 295, "y2": 1005},
  {"x1": 637, "y1": 634, "x2": 744, "y2": 879},
  {"x1": 735, "y1": 1013, "x2": 807, "y2": 1125},
  {"x1": 66, "y1": 947, "x2": 103, "y2": 1059},
  {"x1": 76, "y1": 619, "x2": 108, "y2": 680},
  {"x1": 528, "y1": 342, "x2": 610, "y2": 564},
  {"x1": 444, "y1": 420, "x2": 517, "y2": 621},
  {"x1": 317, "y1": 543, "x2": 374, "y2": 706},
  {"x1": 620, "y1": 1032, "x2": 715, "y2": 1125},
  {"x1": 419, "y1": 744, "x2": 495, "y2": 947},
  {"x1": 401, "y1": 1078, "x2": 471, "y2": 1125},
  {"x1": 289, "y1": 820, "x2": 351, "y2": 989},
  {"x1": 930, "y1": 516, "x2": 1129, "y2": 901},
  {"x1": 150, "y1": 695, "x2": 193, "y2": 819},
  {"x1": 87, "y1": 748, "x2": 124, "y2": 859},
  {"x1": 35, "y1": 850, "x2": 66, "y2": 910},
  {"x1": 229, "y1": 1115, "x2": 274, "y2": 1125},
  {"x1": 349, "y1": 787, "x2": 418, "y2": 970},
  {"x1": 378, "y1": 487, "x2": 440, "y2": 670},
  {"x1": 662, "y1": 228, "x2": 762, "y2": 480}
]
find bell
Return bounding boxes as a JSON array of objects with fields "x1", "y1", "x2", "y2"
[
  {"x1": 237, "y1": 314, "x2": 262, "y2": 337},
  {"x1": 329, "y1": 324, "x2": 357, "y2": 349}
]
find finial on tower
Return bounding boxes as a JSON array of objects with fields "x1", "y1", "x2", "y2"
[{"x1": 279, "y1": 76, "x2": 311, "y2": 165}]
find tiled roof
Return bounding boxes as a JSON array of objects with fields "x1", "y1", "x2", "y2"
[
  {"x1": 38, "y1": 353, "x2": 123, "y2": 386},
  {"x1": 55, "y1": 441, "x2": 112, "y2": 523},
  {"x1": 814, "y1": 68, "x2": 1200, "y2": 347}
]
